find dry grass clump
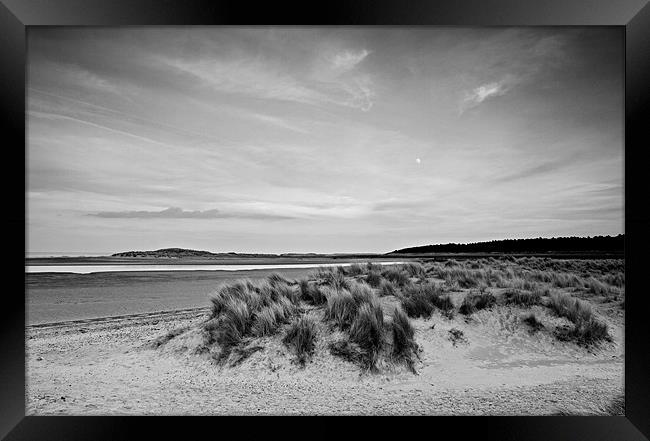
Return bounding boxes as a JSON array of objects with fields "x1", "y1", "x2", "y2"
[
  {"x1": 382, "y1": 267, "x2": 411, "y2": 286},
  {"x1": 322, "y1": 268, "x2": 350, "y2": 291},
  {"x1": 390, "y1": 307, "x2": 419, "y2": 372},
  {"x1": 267, "y1": 272, "x2": 290, "y2": 286},
  {"x1": 548, "y1": 272, "x2": 583, "y2": 289},
  {"x1": 431, "y1": 266, "x2": 488, "y2": 289},
  {"x1": 206, "y1": 279, "x2": 302, "y2": 362},
  {"x1": 583, "y1": 276, "x2": 619, "y2": 297},
  {"x1": 400, "y1": 282, "x2": 446, "y2": 318},
  {"x1": 402, "y1": 262, "x2": 426, "y2": 278},
  {"x1": 436, "y1": 294, "x2": 455, "y2": 318},
  {"x1": 459, "y1": 291, "x2": 497, "y2": 315},
  {"x1": 348, "y1": 263, "x2": 366, "y2": 276},
  {"x1": 603, "y1": 272, "x2": 624, "y2": 287},
  {"x1": 322, "y1": 281, "x2": 419, "y2": 372},
  {"x1": 548, "y1": 292, "x2": 610, "y2": 345},
  {"x1": 379, "y1": 279, "x2": 397, "y2": 297},
  {"x1": 251, "y1": 305, "x2": 281, "y2": 337},
  {"x1": 196, "y1": 269, "x2": 426, "y2": 372},
  {"x1": 366, "y1": 270, "x2": 383, "y2": 288},
  {"x1": 323, "y1": 281, "x2": 382, "y2": 331},
  {"x1": 555, "y1": 319, "x2": 610, "y2": 345},
  {"x1": 283, "y1": 314, "x2": 318, "y2": 365},
  {"x1": 503, "y1": 289, "x2": 541, "y2": 307},
  {"x1": 329, "y1": 339, "x2": 367, "y2": 365},
  {"x1": 507, "y1": 277, "x2": 539, "y2": 291},
  {"x1": 448, "y1": 328, "x2": 468, "y2": 346},
  {"x1": 349, "y1": 303, "x2": 385, "y2": 369},
  {"x1": 548, "y1": 292, "x2": 593, "y2": 323},
  {"x1": 449, "y1": 269, "x2": 484, "y2": 288},
  {"x1": 214, "y1": 298, "x2": 252, "y2": 351},
  {"x1": 250, "y1": 299, "x2": 296, "y2": 337},
  {"x1": 350, "y1": 281, "x2": 376, "y2": 306},
  {"x1": 324, "y1": 289, "x2": 359, "y2": 329},
  {"x1": 274, "y1": 283, "x2": 301, "y2": 305},
  {"x1": 522, "y1": 313, "x2": 544, "y2": 333},
  {"x1": 298, "y1": 279, "x2": 327, "y2": 305}
]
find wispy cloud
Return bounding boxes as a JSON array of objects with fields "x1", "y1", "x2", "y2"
[
  {"x1": 330, "y1": 49, "x2": 370, "y2": 72},
  {"x1": 89, "y1": 207, "x2": 294, "y2": 220},
  {"x1": 27, "y1": 110, "x2": 179, "y2": 150},
  {"x1": 459, "y1": 75, "x2": 517, "y2": 114},
  {"x1": 157, "y1": 50, "x2": 376, "y2": 112},
  {"x1": 233, "y1": 110, "x2": 309, "y2": 134},
  {"x1": 27, "y1": 28, "x2": 623, "y2": 254},
  {"x1": 159, "y1": 56, "x2": 327, "y2": 105}
]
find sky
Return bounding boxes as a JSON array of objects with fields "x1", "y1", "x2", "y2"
[{"x1": 27, "y1": 27, "x2": 623, "y2": 255}]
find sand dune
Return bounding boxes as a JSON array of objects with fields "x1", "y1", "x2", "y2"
[{"x1": 27, "y1": 284, "x2": 623, "y2": 415}]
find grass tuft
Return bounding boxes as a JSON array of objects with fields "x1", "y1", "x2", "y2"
[
  {"x1": 503, "y1": 289, "x2": 541, "y2": 307},
  {"x1": 329, "y1": 339, "x2": 367, "y2": 365},
  {"x1": 402, "y1": 262, "x2": 426, "y2": 278},
  {"x1": 251, "y1": 306, "x2": 280, "y2": 337},
  {"x1": 298, "y1": 279, "x2": 327, "y2": 305},
  {"x1": 366, "y1": 270, "x2": 383, "y2": 288},
  {"x1": 283, "y1": 314, "x2": 318, "y2": 365},
  {"x1": 366, "y1": 262, "x2": 383, "y2": 272},
  {"x1": 391, "y1": 307, "x2": 418, "y2": 372},
  {"x1": 324, "y1": 289, "x2": 359, "y2": 329},
  {"x1": 400, "y1": 282, "x2": 446, "y2": 318},
  {"x1": 349, "y1": 281, "x2": 377, "y2": 306},
  {"x1": 448, "y1": 328, "x2": 468, "y2": 346},
  {"x1": 548, "y1": 292, "x2": 610, "y2": 345},
  {"x1": 322, "y1": 269, "x2": 349, "y2": 291},
  {"x1": 522, "y1": 313, "x2": 544, "y2": 333},
  {"x1": 349, "y1": 303, "x2": 385, "y2": 370},
  {"x1": 548, "y1": 292, "x2": 592, "y2": 323},
  {"x1": 459, "y1": 291, "x2": 496, "y2": 315},
  {"x1": 379, "y1": 279, "x2": 397, "y2": 297},
  {"x1": 214, "y1": 298, "x2": 252, "y2": 353},
  {"x1": 267, "y1": 272, "x2": 289, "y2": 286},
  {"x1": 348, "y1": 263, "x2": 365, "y2": 276},
  {"x1": 382, "y1": 267, "x2": 411, "y2": 286}
]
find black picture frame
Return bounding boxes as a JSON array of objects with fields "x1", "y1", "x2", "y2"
[{"x1": 2, "y1": 0, "x2": 649, "y2": 439}]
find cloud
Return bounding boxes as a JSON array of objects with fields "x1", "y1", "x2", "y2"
[
  {"x1": 340, "y1": 75, "x2": 375, "y2": 111},
  {"x1": 491, "y1": 150, "x2": 595, "y2": 184},
  {"x1": 158, "y1": 51, "x2": 376, "y2": 112},
  {"x1": 89, "y1": 207, "x2": 294, "y2": 220},
  {"x1": 28, "y1": 110, "x2": 178, "y2": 150},
  {"x1": 240, "y1": 111, "x2": 309, "y2": 134},
  {"x1": 159, "y1": 56, "x2": 324, "y2": 105},
  {"x1": 330, "y1": 49, "x2": 370, "y2": 72},
  {"x1": 492, "y1": 159, "x2": 566, "y2": 184},
  {"x1": 459, "y1": 75, "x2": 517, "y2": 114}
]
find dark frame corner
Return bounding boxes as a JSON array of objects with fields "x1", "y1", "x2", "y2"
[{"x1": 2, "y1": 0, "x2": 649, "y2": 440}]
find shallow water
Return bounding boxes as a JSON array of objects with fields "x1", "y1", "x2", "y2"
[{"x1": 26, "y1": 261, "x2": 404, "y2": 274}]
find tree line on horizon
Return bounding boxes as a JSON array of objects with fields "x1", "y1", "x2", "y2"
[{"x1": 390, "y1": 234, "x2": 624, "y2": 254}]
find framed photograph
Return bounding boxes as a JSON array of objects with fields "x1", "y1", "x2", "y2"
[{"x1": 3, "y1": 0, "x2": 650, "y2": 439}]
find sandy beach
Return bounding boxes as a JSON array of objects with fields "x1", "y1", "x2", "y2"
[{"x1": 26, "y1": 260, "x2": 624, "y2": 415}]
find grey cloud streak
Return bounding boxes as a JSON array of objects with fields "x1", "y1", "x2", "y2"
[{"x1": 89, "y1": 207, "x2": 295, "y2": 220}]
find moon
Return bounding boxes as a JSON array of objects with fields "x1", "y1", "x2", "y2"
[{"x1": 416, "y1": 158, "x2": 421, "y2": 164}]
